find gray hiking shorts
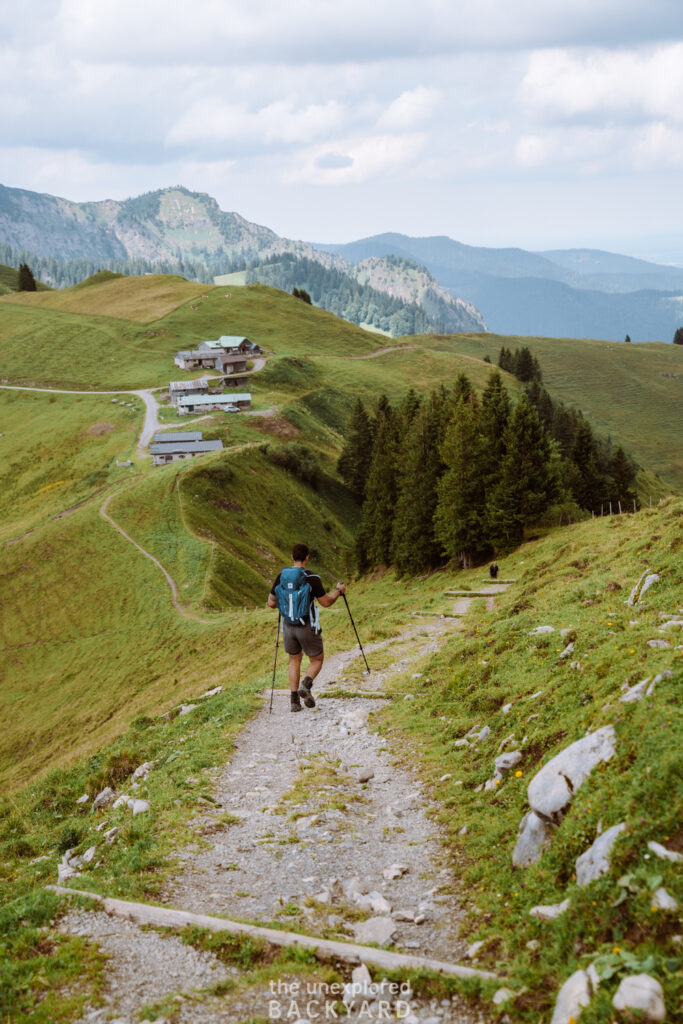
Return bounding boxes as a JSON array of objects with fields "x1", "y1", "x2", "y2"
[{"x1": 283, "y1": 622, "x2": 324, "y2": 657}]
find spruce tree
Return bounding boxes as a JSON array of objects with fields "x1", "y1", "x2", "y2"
[
  {"x1": 392, "y1": 389, "x2": 448, "y2": 575},
  {"x1": 355, "y1": 404, "x2": 399, "y2": 570},
  {"x1": 434, "y1": 392, "x2": 486, "y2": 568},
  {"x1": 488, "y1": 394, "x2": 554, "y2": 546},
  {"x1": 570, "y1": 420, "x2": 603, "y2": 511},
  {"x1": 337, "y1": 398, "x2": 374, "y2": 502},
  {"x1": 480, "y1": 371, "x2": 511, "y2": 487},
  {"x1": 610, "y1": 446, "x2": 637, "y2": 507},
  {"x1": 17, "y1": 262, "x2": 37, "y2": 291}
]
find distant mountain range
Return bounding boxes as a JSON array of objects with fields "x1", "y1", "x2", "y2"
[
  {"x1": 1, "y1": 183, "x2": 681, "y2": 341},
  {"x1": 316, "y1": 234, "x2": 683, "y2": 342}
]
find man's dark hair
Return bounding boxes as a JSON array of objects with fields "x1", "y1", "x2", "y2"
[{"x1": 292, "y1": 542, "x2": 310, "y2": 562}]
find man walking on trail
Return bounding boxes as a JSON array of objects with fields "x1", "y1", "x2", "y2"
[{"x1": 267, "y1": 543, "x2": 347, "y2": 713}]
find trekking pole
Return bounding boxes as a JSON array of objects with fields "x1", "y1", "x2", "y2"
[
  {"x1": 341, "y1": 593, "x2": 370, "y2": 674},
  {"x1": 269, "y1": 613, "x2": 281, "y2": 713}
]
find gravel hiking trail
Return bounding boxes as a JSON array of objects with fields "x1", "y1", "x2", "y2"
[{"x1": 58, "y1": 587, "x2": 510, "y2": 1024}]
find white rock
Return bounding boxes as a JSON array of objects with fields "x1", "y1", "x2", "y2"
[
  {"x1": 529, "y1": 898, "x2": 570, "y2": 921},
  {"x1": 358, "y1": 768, "x2": 375, "y2": 783},
  {"x1": 529, "y1": 625, "x2": 555, "y2": 635},
  {"x1": 343, "y1": 964, "x2": 373, "y2": 1009},
  {"x1": 512, "y1": 810, "x2": 553, "y2": 868},
  {"x1": 82, "y1": 846, "x2": 96, "y2": 864},
  {"x1": 92, "y1": 787, "x2": 116, "y2": 811},
  {"x1": 439, "y1": 773, "x2": 452, "y2": 781},
  {"x1": 356, "y1": 891, "x2": 392, "y2": 915},
  {"x1": 414, "y1": 913, "x2": 427, "y2": 925},
  {"x1": 411, "y1": 672, "x2": 423, "y2": 679},
  {"x1": 104, "y1": 827, "x2": 120, "y2": 845},
  {"x1": 502, "y1": 703, "x2": 513, "y2": 714},
  {"x1": 341, "y1": 876, "x2": 366, "y2": 899},
  {"x1": 576, "y1": 823, "x2": 627, "y2": 886},
  {"x1": 620, "y1": 678, "x2": 652, "y2": 703},
  {"x1": 200, "y1": 685, "x2": 223, "y2": 697},
  {"x1": 403, "y1": 694, "x2": 415, "y2": 701},
  {"x1": 652, "y1": 887, "x2": 678, "y2": 911},
  {"x1": 493, "y1": 988, "x2": 515, "y2": 1005},
  {"x1": 477, "y1": 725, "x2": 491, "y2": 741},
  {"x1": 550, "y1": 967, "x2": 598, "y2": 1024},
  {"x1": 528, "y1": 690, "x2": 544, "y2": 700},
  {"x1": 526, "y1": 939, "x2": 540, "y2": 951},
  {"x1": 638, "y1": 573, "x2": 660, "y2": 600},
  {"x1": 131, "y1": 761, "x2": 155, "y2": 782},
  {"x1": 393, "y1": 909, "x2": 415, "y2": 922},
  {"x1": 647, "y1": 639, "x2": 670, "y2": 649},
  {"x1": 612, "y1": 974, "x2": 666, "y2": 1021},
  {"x1": 58, "y1": 863, "x2": 80, "y2": 883},
  {"x1": 459, "y1": 824, "x2": 468, "y2": 835},
  {"x1": 658, "y1": 618, "x2": 683, "y2": 630},
  {"x1": 112, "y1": 794, "x2": 130, "y2": 809},
  {"x1": 559, "y1": 642, "x2": 575, "y2": 658},
  {"x1": 495, "y1": 750, "x2": 522, "y2": 774},
  {"x1": 527, "y1": 725, "x2": 617, "y2": 823},
  {"x1": 570, "y1": 661, "x2": 583, "y2": 671},
  {"x1": 647, "y1": 840, "x2": 683, "y2": 863},
  {"x1": 453, "y1": 738, "x2": 469, "y2": 748},
  {"x1": 498, "y1": 732, "x2": 516, "y2": 752},
  {"x1": 484, "y1": 775, "x2": 502, "y2": 792},
  {"x1": 383, "y1": 863, "x2": 408, "y2": 881},
  {"x1": 178, "y1": 703, "x2": 198, "y2": 715},
  {"x1": 352, "y1": 917, "x2": 396, "y2": 946},
  {"x1": 466, "y1": 940, "x2": 486, "y2": 959},
  {"x1": 314, "y1": 890, "x2": 331, "y2": 904},
  {"x1": 131, "y1": 799, "x2": 151, "y2": 815},
  {"x1": 76, "y1": 794, "x2": 90, "y2": 804}
]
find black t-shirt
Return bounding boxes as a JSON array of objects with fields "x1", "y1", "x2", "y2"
[{"x1": 271, "y1": 569, "x2": 326, "y2": 626}]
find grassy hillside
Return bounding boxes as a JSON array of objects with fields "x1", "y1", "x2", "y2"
[
  {"x1": 2, "y1": 272, "x2": 207, "y2": 322},
  {"x1": 0, "y1": 499, "x2": 679, "y2": 1023},
  {"x1": 0, "y1": 390, "x2": 142, "y2": 542},
  {"x1": 369, "y1": 497, "x2": 682, "y2": 1022},
  {"x1": 428, "y1": 332, "x2": 683, "y2": 494},
  {"x1": 0, "y1": 261, "x2": 51, "y2": 294}
]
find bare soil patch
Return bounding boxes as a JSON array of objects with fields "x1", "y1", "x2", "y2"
[{"x1": 87, "y1": 422, "x2": 116, "y2": 436}]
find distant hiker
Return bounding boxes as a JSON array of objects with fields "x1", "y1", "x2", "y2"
[
  {"x1": 268, "y1": 543, "x2": 347, "y2": 713},
  {"x1": 490, "y1": 560, "x2": 499, "y2": 579}
]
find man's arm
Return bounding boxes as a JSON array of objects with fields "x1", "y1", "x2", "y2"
[{"x1": 317, "y1": 581, "x2": 347, "y2": 608}]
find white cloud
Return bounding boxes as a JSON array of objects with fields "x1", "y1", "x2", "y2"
[
  {"x1": 521, "y1": 43, "x2": 683, "y2": 125},
  {"x1": 287, "y1": 133, "x2": 428, "y2": 184},
  {"x1": 166, "y1": 98, "x2": 346, "y2": 149},
  {"x1": 379, "y1": 87, "x2": 441, "y2": 129}
]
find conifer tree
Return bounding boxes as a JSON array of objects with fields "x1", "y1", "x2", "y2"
[
  {"x1": 355, "y1": 403, "x2": 399, "y2": 570},
  {"x1": 337, "y1": 398, "x2": 373, "y2": 502},
  {"x1": 392, "y1": 388, "x2": 448, "y2": 575},
  {"x1": 17, "y1": 262, "x2": 37, "y2": 291},
  {"x1": 570, "y1": 420, "x2": 603, "y2": 511},
  {"x1": 609, "y1": 446, "x2": 637, "y2": 507},
  {"x1": 434, "y1": 392, "x2": 486, "y2": 568},
  {"x1": 488, "y1": 394, "x2": 554, "y2": 546},
  {"x1": 480, "y1": 371, "x2": 511, "y2": 487}
]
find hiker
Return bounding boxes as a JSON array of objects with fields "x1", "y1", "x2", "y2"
[
  {"x1": 490, "y1": 560, "x2": 499, "y2": 579},
  {"x1": 267, "y1": 543, "x2": 347, "y2": 713}
]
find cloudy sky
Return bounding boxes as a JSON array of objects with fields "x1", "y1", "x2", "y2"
[{"x1": 2, "y1": 0, "x2": 683, "y2": 260}]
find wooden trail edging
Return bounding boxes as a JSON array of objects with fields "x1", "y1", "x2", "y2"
[{"x1": 46, "y1": 886, "x2": 501, "y2": 982}]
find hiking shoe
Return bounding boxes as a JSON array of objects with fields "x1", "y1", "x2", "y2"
[
  {"x1": 300, "y1": 678, "x2": 316, "y2": 709},
  {"x1": 290, "y1": 693, "x2": 303, "y2": 713}
]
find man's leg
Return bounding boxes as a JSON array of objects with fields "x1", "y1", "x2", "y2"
[
  {"x1": 305, "y1": 654, "x2": 324, "y2": 683},
  {"x1": 288, "y1": 652, "x2": 303, "y2": 691}
]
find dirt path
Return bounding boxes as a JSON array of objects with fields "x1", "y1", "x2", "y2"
[
  {"x1": 99, "y1": 491, "x2": 215, "y2": 624},
  {"x1": 57, "y1": 590, "x2": 509, "y2": 1023}
]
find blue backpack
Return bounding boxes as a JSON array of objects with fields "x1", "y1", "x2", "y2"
[{"x1": 274, "y1": 567, "x2": 320, "y2": 631}]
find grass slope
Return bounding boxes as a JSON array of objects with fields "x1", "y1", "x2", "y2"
[
  {"x1": 1, "y1": 272, "x2": 206, "y2": 322},
  {"x1": 0, "y1": 501, "x2": 679, "y2": 1023},
  {"x1": 368, "y1": 498, "x2": 682, "y2": 1022},
  {"x1": 425, "y1": 332, "x2": 683, "y2": 493},
  {"x1": 0, "y1": 390, "x2": 142, "y2": 542}
]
